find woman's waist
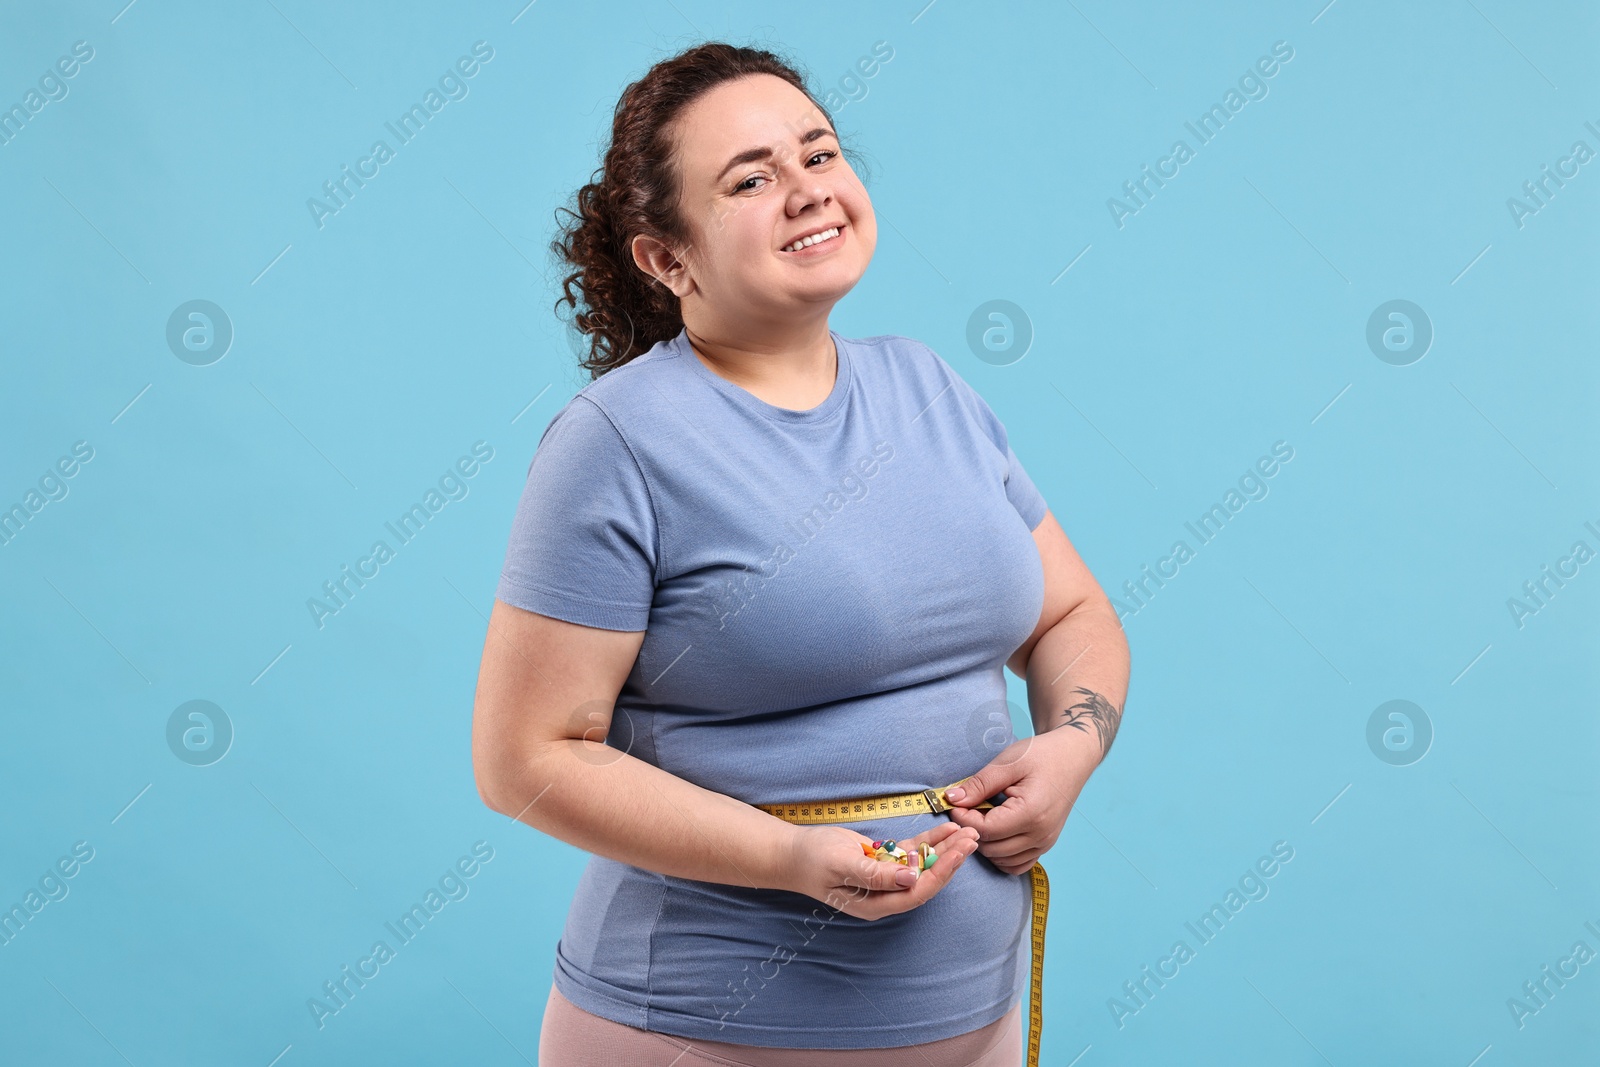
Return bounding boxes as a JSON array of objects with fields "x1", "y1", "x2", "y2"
[
  {"x1": 564, "y1": 854, "x2": 1031, "y2": 1041},
  {"x1": 578, "y1": 846, "x2": 1032, "y2": 958},
  {"x1": 647, "y1": 730, "x2": 1008, "y2": 809}
]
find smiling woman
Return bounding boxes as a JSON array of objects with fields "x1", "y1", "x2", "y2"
[{"x1": 474, "y1": 39, "x2": 1128, "y2": 1067}]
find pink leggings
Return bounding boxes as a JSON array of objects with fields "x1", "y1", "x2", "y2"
[{"x1": 537, "y1": 983, "x2": 1022, "y2": 1067}]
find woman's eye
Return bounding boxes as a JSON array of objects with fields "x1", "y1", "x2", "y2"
[{"x1": 734, "y1": 151, "x2": 835, "y2": 192}]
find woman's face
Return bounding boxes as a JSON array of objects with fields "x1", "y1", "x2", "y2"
[{"x1": 653, "y1": 73, "x2": 877, "y2": 324}]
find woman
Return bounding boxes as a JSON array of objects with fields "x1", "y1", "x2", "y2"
[{"x1": 472, "y1": 41, "x2": 1130, "y2": 1067}]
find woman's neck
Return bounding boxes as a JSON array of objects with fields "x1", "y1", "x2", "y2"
[{"x1": 682, "y1": 320, "x2": 838, "y2": 411}]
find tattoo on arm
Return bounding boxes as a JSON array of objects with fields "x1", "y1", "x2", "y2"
[{"x1": 1060, "y1": 687, "x2": 1122, "y2": 758}]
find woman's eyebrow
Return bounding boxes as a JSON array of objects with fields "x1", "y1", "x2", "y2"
[{"x1": 714, "y1": 126, "x2": 837, "y2": 182}]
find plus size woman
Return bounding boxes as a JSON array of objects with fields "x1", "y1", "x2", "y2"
[{"x1": 471, "y1": 42, "x2": 1130, "y2": 1067}]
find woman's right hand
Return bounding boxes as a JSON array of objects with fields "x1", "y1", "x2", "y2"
[{"x1": 780, "y1": 821, "x2": 980, "y2": 920}]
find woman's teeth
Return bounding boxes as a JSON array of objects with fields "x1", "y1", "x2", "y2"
[{"x1": 782, "y1": 227, "x2": 840, "y2": 253}]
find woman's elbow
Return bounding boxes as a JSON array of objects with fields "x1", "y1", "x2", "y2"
[
  {"x1": 474, "y1": 732, "x2": 567, "y2": 820},
  {"x1": 474, "y1": 770, "x2": 505, "y2": 815},
  {"x1": 471, "y1": 718, "x2": 527, "y2": 816}
]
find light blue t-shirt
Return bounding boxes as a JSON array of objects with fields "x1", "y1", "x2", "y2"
[{"x1": 496, "y1": 325, "x2": 1049, "y2": 1049}]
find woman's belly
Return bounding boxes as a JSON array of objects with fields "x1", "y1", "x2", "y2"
[{"x1": 554, "y1": 810, "x2": 1031, "y2": 1049}]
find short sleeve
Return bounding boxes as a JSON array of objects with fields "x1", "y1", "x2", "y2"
[
  {"x1": 495, "y1": 397, "x2": 659, "y2": 631},
  {"x1": 930, "y1": 347, "x2": 1050, "y2": 532},
  {"x1": 998, "y1": 441, "x2": 1049, "y2": 531}
]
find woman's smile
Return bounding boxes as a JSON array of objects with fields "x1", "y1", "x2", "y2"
[{"x1": 780, "y1": 222, "x2": 846, "y2": 256}]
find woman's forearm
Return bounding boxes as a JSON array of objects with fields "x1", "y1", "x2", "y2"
[
  {"x1": 490, "y1": 740, "x2": 800, "y2": 892},
  {"x1": 1023, "y1": 597, "x2": 1131, "y2": 763}
]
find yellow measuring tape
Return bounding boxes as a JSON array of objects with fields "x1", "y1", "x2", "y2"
[{"x1": 754, "y1": 783, "x2": 1049, "y2": 1067}]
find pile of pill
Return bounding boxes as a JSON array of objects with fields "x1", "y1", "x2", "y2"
[{"x1": 860, "y1": 838, "x2": 938, "y2": 871}]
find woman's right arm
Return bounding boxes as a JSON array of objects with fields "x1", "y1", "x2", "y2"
[{"x1": 470, "y1": 598, "x2": 977, "y2": 912}]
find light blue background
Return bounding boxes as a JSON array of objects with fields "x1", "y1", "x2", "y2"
[{"x1": 2, "y1": 1, "x2": 1596, "y2": 1064}]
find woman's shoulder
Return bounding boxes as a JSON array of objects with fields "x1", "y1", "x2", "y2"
[
  {"x1": 843, "y1": 330, "x2": 937, "y2": 360},
  {"x1": 568, "y1": 333, "x2": 683, "y2": 405},
  {"x1": 843, "y1": 331, "x2": 1015, "y2": 451},
  {"x1": 536, "y1": 335, "x2": 692, "y2": 446},
  {"x1": 842, "y1": 331, "x2": 971, "y2": 397}
]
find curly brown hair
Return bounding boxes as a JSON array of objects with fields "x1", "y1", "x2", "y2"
[{"x1": 550, "y1": 41, "x2": 862, "y2": 380}]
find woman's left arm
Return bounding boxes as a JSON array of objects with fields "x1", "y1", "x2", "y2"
[{"x1": 944, "y1": 509, "x2": 1131, "y2": 874}]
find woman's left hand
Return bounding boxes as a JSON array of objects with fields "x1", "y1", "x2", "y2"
[{"x1": 942, "y1": 729, "x2": 1102, "y2": 875}]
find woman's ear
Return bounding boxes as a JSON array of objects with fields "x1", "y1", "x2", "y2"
[{"x1": 631, "y1": 232, "x2": 695, "y2": 298}]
